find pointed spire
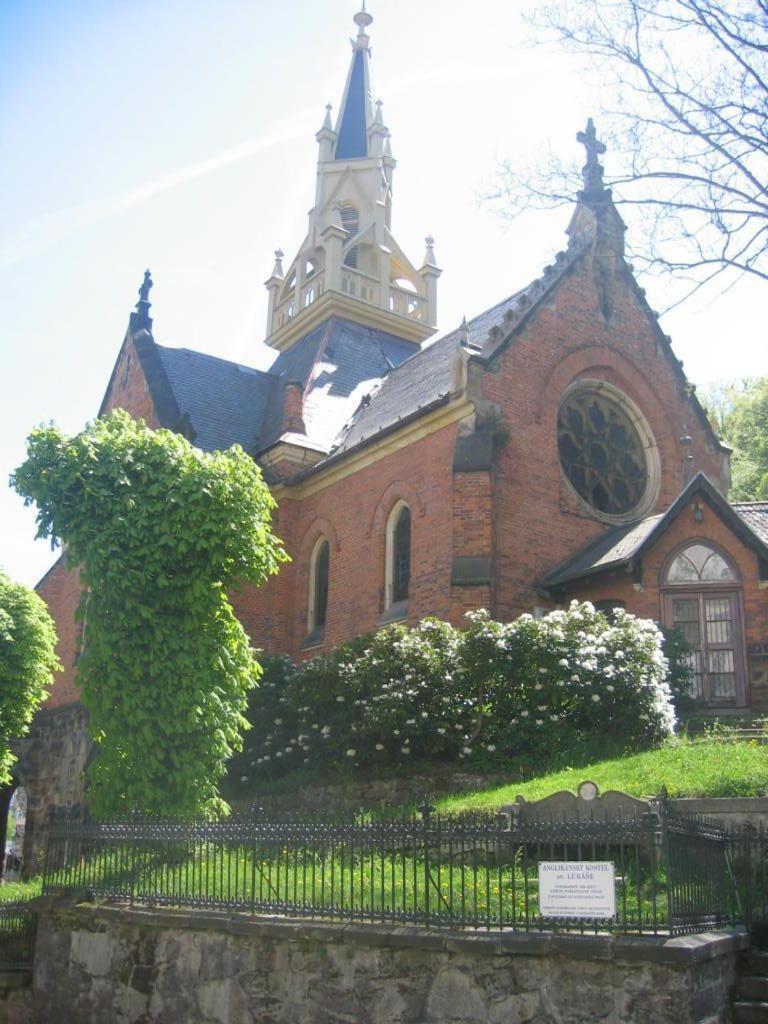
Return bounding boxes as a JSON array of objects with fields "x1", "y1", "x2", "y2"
[
  {"x1": 132, "y1": 269, "x2": 153, "y2": 331},
  {"x1": 459, "y1": 316, "x2": 469, "y2": 345},
  {"x1": 316, "y1": 103, "x2": 337, "y2": 161},
  {"x1": 576, "y1": 117, "x2": 607, "y2": 195},
  {"x1": 335, "y1": 7, "x2": 375, "y2": 159}
]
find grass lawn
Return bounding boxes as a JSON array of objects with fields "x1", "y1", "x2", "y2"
[
  {"x1": 435, "y1": 737, "x2": 768, "y2": 816},
  {"x1": 0, "y1": 879, "x2": 41, "y2": 902}
]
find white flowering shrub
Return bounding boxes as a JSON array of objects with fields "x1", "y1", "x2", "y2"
[
  {"x1": 459, "y1": 604, "x2": 675, "y2": 764},
  {"x1": 225, "y1": 603, "x2": 676, "y2": 792}
]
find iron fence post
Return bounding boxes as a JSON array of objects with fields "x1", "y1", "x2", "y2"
[
  {"x1": 419, "y1": 800, "x2": 435, "y2": 928},
  {"x1": 743, "y1": 822, "x2": 755, "y2": 934}
]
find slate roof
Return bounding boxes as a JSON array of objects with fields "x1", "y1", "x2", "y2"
[
  {"x1": 542, "y1": 474, "x2": 768, "y2": 591},
  {"x1": 156, "y1": 346, "x2": 274, "y2": 453},
  {"x1": 733, "y1": 502, "x2": 768, "y2": 545},
  {"x1": 321, "y1": 249, "x2": 588, "y2": 462},
  {"x1": 115, "y1": 238, "x2": 588, "y2": 474},
  {"x1": 126, "y1": 318, "x2": 419, "y2": 459},
  {"x1": 541, "y1": 516, "x2": 664, "y2": 589}
]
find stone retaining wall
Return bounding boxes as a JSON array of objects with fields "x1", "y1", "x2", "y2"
[
  {"x1": 670, "y1": 797, "x2": 768, "y2": 828},
  {"x1": 238, "y1": 769, "x2": 514, "y2": 816},
  {"x1": 19, "y1": 901, "x2": 747, "y2": 1024}
]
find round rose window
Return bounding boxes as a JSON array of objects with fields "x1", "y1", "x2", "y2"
[{"x1": 557, "y1": 389, "x2": 648, "y2": 516}]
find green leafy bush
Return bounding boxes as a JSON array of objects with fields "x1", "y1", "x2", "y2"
[{"x1": 228, "y1": 602, "x2": 676, "y2": 791}]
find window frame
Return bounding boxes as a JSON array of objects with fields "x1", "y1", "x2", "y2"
[
  {"x1": 556, "y1": 378, "x2": 660, "y2": 525},
  {"x1": 660, "y1": 540, "x2": 748, "y2": 708}
]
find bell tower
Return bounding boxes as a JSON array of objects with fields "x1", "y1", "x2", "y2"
[{"x1": 264, "y1": 6, "x2": 440, "y2": 352}]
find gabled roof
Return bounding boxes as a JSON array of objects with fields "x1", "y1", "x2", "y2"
[{"x1": 541, "y1": 473, "x2": 768, "y2": 591}]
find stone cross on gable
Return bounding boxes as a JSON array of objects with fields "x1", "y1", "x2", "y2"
[{"x1": 577, "y1": 118, "x2": 607, "y2": 193}]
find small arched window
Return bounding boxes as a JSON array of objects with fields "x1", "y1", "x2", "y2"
[
  {"x1": 665, "y1": 543, "x2": 738, "y2": 585},
  {"x1": 385, "y1": 503, "x2": 411, "y2": 609},
  {"x1": 307, "y1": 538, "x2": 330, "y2": 639}
]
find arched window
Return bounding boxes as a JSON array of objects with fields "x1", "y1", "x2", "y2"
[
  {"x1": 385, "y1": 503, "x2": 411, "y2": 610},
  {"x1": 662, "y1": 542, "x2": 744, "y2": 707},
  {"x1": 666, "y1": 543, "x2": 737, "y2": 585},
  {"x1": 307, "y1": 538, "x2": 330, "y2": 640}
]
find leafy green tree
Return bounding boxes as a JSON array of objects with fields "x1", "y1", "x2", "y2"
[
  {"x1": 0, "y1": 572, "x2": 60, "y2": 785},
  {"x1": 703, "y1": 377, "x2": 768, "y2": 499},
  {"x1": 722, "y1": 378, "x2": 768, "y2": 500},
  {"x1": 12, "y1": 410, "x2": 287, "y2": 818}
]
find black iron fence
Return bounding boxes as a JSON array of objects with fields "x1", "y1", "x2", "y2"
[
  {"x1": 0, "y1": 900, "x2": 37, "y2": 967},
  {"x1": 41, "y1": 801, "x2": 768, "y2": 936}
]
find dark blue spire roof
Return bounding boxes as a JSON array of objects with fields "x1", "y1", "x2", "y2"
[{"x1": 334, "y1": 48, "x2": 369, "y2": 159}]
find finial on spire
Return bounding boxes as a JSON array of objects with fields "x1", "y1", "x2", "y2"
[
  {"x1": 353, "y1": 4, "x2": 373, "y2": 49},
  {"x1": 133, "y1": 269, "x2": 153, "y2": 330},
  {"x1": 322, "y1": 103, "x2": 333, "y2": 130},
  {"x1": 423, "y1": 235, "x2": 437, "y2": 267},
  {"x1": 576, "y1": 117, "x2": 607, "y2": 194},
  {"x1": 459, "y1": 316, "x2": 469, "y2": 345},
  {"x1": 271, "y1": 249, "x2": 285, "y2": 278}
]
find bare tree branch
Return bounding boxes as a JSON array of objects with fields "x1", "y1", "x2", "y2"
[{"x1": 490, "y1": 0, "x2": 768, "y2": 301}]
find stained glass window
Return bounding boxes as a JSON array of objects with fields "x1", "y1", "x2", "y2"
[{"x1": 558, "y1": 389, "x2": 647, "y2": 516}]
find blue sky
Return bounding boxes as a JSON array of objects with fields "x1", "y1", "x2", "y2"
[{"x1": 1, "y1": 0, "x2": 763, "y2": 587}]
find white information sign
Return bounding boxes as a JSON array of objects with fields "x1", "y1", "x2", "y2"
[{"x1": 538, "y1": 861, "x2": 616, "y2": 919}]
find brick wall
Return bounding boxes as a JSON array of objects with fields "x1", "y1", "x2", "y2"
[
  {"x1": 482, "y1": 252, "x2": 727, "y2": 624},
  {"x1": 233, "y1": 420, "x2": 460, "y2": 657}
]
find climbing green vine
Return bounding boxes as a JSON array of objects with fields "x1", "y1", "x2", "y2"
[{"x1": 12, "y1": 410, "x2": 287, "y2": 818}]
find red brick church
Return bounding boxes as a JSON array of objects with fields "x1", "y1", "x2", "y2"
[{"x1": 14, "y1": 7, "x2": 768, "y2": 870}]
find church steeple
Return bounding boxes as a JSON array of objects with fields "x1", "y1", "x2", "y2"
[
  {"x1": 264, "y1": 6, "x2": 440, "y2": 352},
  {"x1": 334, "y1": 6, "x2": 374, "y2": 160}
]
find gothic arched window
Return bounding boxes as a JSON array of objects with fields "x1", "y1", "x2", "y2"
[
  {"x1": 665, "y1": 543, "x2": 737, "y2": 585},
  {"x1": 385, "y1": 503, "x2": 411, "y2": 609},
  {"x1": 308, "y1": 538, "x2": 330, "y2": 637},
  {"x1": 557, "y1": 386, "x2": 649, "y2": 517}
]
